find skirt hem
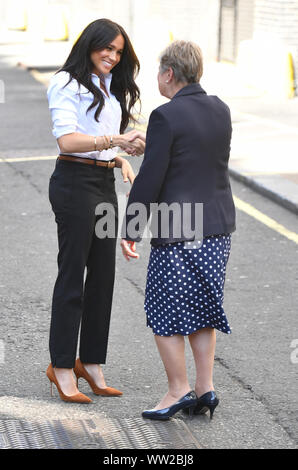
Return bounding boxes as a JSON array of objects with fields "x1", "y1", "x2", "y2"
[{"x1": 146, "y1": 323, "x2": 232, "y2": 337}]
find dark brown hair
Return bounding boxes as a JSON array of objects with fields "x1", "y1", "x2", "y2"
[{"x1": 58, "y1": 18, "x2": 140, "y2": 133}]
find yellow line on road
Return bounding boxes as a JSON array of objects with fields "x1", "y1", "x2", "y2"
[
  {"x1": 241, "y1": 171, "x2": 298, "y2": 176},
  {"x1": 0, "y1": 156, "x2": 57, "y2": 163},
  {"x1": 0, "y1": 152, "x2": 135, "y2": 163},
  {"x1": 234, "y1": 196, "x2": 298, "y2": 244}
]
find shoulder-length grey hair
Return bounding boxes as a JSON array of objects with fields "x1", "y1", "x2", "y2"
[{"x1": 159, "y1": 40, "x2": 203, "y2": 84}]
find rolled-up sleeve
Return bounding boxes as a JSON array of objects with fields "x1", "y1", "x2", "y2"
[{"x1": 47, "y1": 72, "x2": 80, "y2": 139}]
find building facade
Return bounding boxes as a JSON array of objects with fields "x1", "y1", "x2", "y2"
[
  {"x1": 1, "y1": 0, "x2": 297, "y2": 96},
  {"x1": 218, "y1": 0, "x2": 298, "y2": 96}
]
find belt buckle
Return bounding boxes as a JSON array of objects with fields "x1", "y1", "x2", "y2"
[{"x1": 107, "y1": 160, "x2": 113, "y2": 169}]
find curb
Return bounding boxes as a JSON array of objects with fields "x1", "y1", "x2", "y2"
[{"x1": 229, "y1": 168, "x2": 298, "y2": 215}]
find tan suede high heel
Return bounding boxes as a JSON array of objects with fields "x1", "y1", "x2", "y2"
[
  {"x1": 46, "y1": 363, "x2": 92, "y2": 403},
  {"x1": 74, "y1": 358, "x2": 123, "y2": 397}
]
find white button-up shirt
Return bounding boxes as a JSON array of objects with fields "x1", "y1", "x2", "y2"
[{"x1": 47, "y1": 71, "x2": 122, "y2": 161}]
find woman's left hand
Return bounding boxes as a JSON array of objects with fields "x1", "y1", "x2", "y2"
[{"x1": 115, "y1": 156, "x2": 135, "y2": 185}]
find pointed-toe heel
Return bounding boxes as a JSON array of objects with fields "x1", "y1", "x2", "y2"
[
  {"x1": 46, "y1": 364, "x2": 92, "y2": 404},
  {"x1": 74, "y1": 358, "x2": 123, "y2": 397},
  {"x1": 142, "y1": 391, "x2": 198, "y2": 421}
]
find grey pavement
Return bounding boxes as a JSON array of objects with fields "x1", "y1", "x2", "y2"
[{"x1": 0, "y1": 38, "x2": 298, "y2": 450}]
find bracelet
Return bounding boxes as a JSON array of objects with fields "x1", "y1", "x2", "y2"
[
  {"x1": 95, "y1": 135, "x2": 111, "y2": 151},
  {"x1": 103, "y1": 135, "x2": 109, "y2": 150}
]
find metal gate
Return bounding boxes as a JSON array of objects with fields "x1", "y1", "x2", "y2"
[
  {"x1": 218, "y1": 0, "x2": 255, "y2": 63},
  {"x1": 218, "y1": 0, "x2": 238, "y2": 62}
]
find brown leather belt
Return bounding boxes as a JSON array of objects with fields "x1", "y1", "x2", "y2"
[{"x1": 58, "y1": 154, "x2": 116, "y2": 168}]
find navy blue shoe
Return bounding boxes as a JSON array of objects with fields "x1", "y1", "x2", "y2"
[
  {"x1": 142, "y1": 391, "x2": 198, "y2": 421},
  {"x1": 184, "y1": 391, "x2": 219, "y2": 419},
  {"x1": 195, "y1": 391, "x2": 219, "y2": 419}
]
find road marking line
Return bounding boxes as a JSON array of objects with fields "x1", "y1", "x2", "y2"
[
  {"x1": 30, "y1": 69, "x2": 55, "y2": 87},
  {"x1": 240, "y1": 171, "x2": 298, "y2": 176},
  {"x1": 0, "y1": 151, "x2": 133, "y2": 163},
  {"x1": 0, "y1": 156, "x2": 57, "y2": 163},
  {"x1": 234, "y1": 196, "x2": 298, "y2": 244}
]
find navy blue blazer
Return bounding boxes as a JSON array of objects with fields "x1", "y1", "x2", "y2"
[{"x1": 122, "y1": 83, "x2": 236, "y2": 246}]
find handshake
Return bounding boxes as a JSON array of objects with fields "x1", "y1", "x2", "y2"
[{"x1": 118, "y1": 130, "x2": 146, "y2": 157}]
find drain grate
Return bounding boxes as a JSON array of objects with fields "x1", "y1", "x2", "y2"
[
  {"x1": 0, "y1": 417, "x2": 200, "y2": 449},
  {"x1": 0, "y1": 419, "x2": 73, "y2": 449}
]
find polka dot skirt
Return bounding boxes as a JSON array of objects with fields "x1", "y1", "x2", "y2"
[{"x1": 144, "y1": 234, "x2": 232, "y2": 336}]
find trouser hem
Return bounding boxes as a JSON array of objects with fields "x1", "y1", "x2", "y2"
[
  {"x1": 50, "y1": 356, "x2": 76, "y2": 369},
  {"x1": 79, "y1": 355, "x2": 107, "y2": 365}
]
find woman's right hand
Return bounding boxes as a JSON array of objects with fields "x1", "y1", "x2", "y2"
[
  {"x1": 117, "y1": 130, "x2": 146, "y2": 156},
  {"x1": 120, "y1": 239, "x2": 139, "y2": 261},
  {"x1": 124, "y1": 138, "x2": 145, "y2": 156},
  {"x1": 127, "y1": 130, "x2": 146, "y2": 142}
]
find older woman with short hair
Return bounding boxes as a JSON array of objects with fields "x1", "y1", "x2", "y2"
[{"x1": 121, "y1": 40, "x2": 236, "y2": 420}]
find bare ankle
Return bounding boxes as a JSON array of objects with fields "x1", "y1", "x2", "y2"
[
  {"x1": 168, "y1": 385, "x2": 191, "y2": 399},
  {"x1": 83, "y1": 363, "x2": 106, "y2": 388},
  {"x1": 54, "y1": 367, "x2": 73, "y2": 377},
  {"x1": 53, "y1": 368, "x2": 78, "y2": 395},
  {"x1": 195, "y1": 386, "x2": 214, "y2": 398}
]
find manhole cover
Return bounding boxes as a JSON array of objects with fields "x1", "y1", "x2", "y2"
[{"x1": 0, "y1": 417, "x2": 200, "y2": 449}]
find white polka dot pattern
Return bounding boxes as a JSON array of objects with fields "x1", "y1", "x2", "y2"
[{"x1": 144, "y1": 234, "x2": 232, "y2": 336}]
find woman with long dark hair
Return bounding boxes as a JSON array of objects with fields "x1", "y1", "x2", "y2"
[{"x1": 46, "y1": 18, "x2": 144, "y2": 403}]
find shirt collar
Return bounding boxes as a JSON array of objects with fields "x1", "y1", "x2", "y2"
[
  {"x1": 91, "y1": 72, "x2": 113, "y2": 94},
  {"x1": 172, "y1": 83, "x2": 206, "y2": 99}
]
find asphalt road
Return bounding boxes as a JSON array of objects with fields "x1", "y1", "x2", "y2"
[{"x1": 0, "y1": 61, "x2": 297, "y2": 449}]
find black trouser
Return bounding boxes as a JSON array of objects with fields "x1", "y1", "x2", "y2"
[{"x1": 48, "y1": 158, "x2": 118, "y2": 368}]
